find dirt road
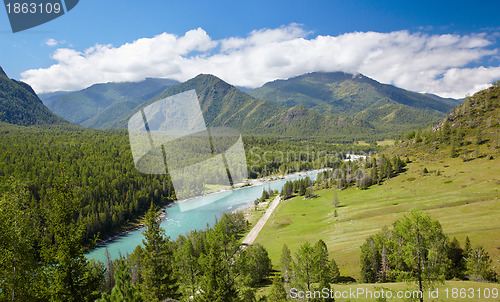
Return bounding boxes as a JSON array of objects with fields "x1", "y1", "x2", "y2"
[{"x1": 242, "y1": 195, "x2": 282, "y2": 246}]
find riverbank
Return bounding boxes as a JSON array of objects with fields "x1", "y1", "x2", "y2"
[
  {"x1": 172, "y1": 167, "x2": 329, "y2": 212},
  {"x1": 244, "y1": 168, "x2": 328, "y2": 187},
  {"x1": 91, "y1": 168, "x2": 328, "y2": 248},
  {"x1": 92, "y1": 205, "x2": 172, "y2": 248},
  {"x1": 86, "y1": 169, "x2": 326, "y2": 262},
  {"x1": 231, "y1": 168, "x2": 330, "y2": 215}
]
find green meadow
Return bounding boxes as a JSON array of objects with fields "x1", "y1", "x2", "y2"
[
  {"x1": 251, "y1": 156, "x2": 500, "y2": 280},
  {"x1": 318, "y1": 281, "x2": 498, "y2": 302}
]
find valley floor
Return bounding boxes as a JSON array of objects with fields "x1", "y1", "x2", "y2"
[
  {"x1": 288, "y1": 281, "x2": 499, "y2": 302},
  {"x1": 244, "y1": 155, "x2": 500, "y2": 289}
]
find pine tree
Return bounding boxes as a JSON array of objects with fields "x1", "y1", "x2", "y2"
[
  {"x1": 281, "y1": 181, "x2": 293, "y2": 199},
  {"x1": 140, "y1": 204, "x2": 179, "y2": 301},
  {"x1": 465, "y1": 246, "x2": 495, "y2": 281},
  {"x1": 176, "y1": 237, "x2": 199, "y2": 298},
  {"x1": 386, "y1": 210, "x2": 449, "y2": 302},
  {"x1": 313, "y1": 239, "x2": 331, "y2": 283},
  {"x1": 280, "y1": 244, "x2": 293, "y2": 283},
  {"x1": 243, "y1": 243, "x2": 272, "y2": 285},
  {"x1": 40, "y1": 177, "x2": 105, "y2": 302},
  {"x1": 97, "y1": 259, "x2": 142, "y2": 302},
  {"x1": 330, "y1": 257, "x2": 340, "y2": 283},
  {"x1": 464, "y1": 236, "x2": 471, "y2": 256},
  {"x1": 268, "y1": 275, "x2": 287, "y2": 302},
  {"x1": 293, "y1": 242, "x2": 315, "y2": 293},
  {"x1": 360, "y1": 235, "x2": 380, "y2": 283},
  {"x1": 196, "y1": 227, "x2": 239, "y2": 302},
  {"x1": 298, "y1": 180, "x2": 307, "y2": 196},
  {"x1": 446, "y1": 238, "x2": 465, "y2": 279},
  {"x1": 0, "y1": 179, "x2": 40, "y2": 301},
  {"x1": 305, "y1": 186, "x2": 314, "y2": 198},
  {"x1": 104, "y1": 248, "x2": 115, "y2": 294},
  {"x1": 239, "y1": 286, "x2": 257, "y2": 302}
]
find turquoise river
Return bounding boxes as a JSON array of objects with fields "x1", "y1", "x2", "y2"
[{"x1": 86, "y1": 172, "x2": 319, "y2": 263}]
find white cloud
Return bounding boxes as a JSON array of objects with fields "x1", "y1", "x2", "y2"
[
  {"x1": 43, "y1": 38, "x2": 66, "y2": 47},
  {"x1": 23, "y1": 25, "x2": 499, "y2": 98}
]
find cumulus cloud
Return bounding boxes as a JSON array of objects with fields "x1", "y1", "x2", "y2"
[
  {"x1": 43, "y1": 38, "x2": 66, "y2": 47},
  {"x1": 23, "y1": 24, "x2": 499, "y2": 98}
]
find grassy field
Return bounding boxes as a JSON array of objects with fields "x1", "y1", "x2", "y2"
[
  {"x1": 250, "y1": 156, "x2": 500, "y2": 280},
  {"x1": 255, "y1": 280, "x2": 499, "y2": 302},
  {"x1": 331, "y1": 281, "x2": 500, "y2": 302}
]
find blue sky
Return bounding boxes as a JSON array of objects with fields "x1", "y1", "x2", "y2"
[{"x1": 1, "y1": 0, "x2": 499, "y2": 98}]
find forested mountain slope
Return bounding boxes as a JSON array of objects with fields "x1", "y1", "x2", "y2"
[
  {"x1": 116, "y1": 74, "x2": 377, "y2": 140},
  {"x1": 392, "y1": 82, "x2": 500, "y2": 159},
  {"x1": 45, "y1": 78, "x2": 179, "y2": 128},
  {"x1": 0, "y1": 66, "x2": 68, "y2": 126},
  {"x1": 249, "y1": 72, "x2": 460, "y2": 129}
]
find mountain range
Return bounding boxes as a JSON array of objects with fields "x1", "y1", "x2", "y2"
[
  {"x1": 248, "y1": 72, "x2": 460, "y2": 129},
  {"x1": 115, "y1": 74, "x2": 375, "y2": 139},
  {"x1": 114, "y1": 72, "x2": 460, "y2": 139},
  {"x1": 0, "y1": 66, "x2": 463, "y2": 140},
  {"x1": 39, "y1": 78, "x2": 179, "y2": 129},
  {"x1": 392, "y1": 82, "x2": 500, "y2": 159}
]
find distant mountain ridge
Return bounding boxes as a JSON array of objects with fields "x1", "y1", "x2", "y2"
[
  {"x1": 38, "y1": 90, "x2": 73, "y2": 106},
  {"x1": 44, "y1": 78, "x2": 180, "y2": 129},
  {"x1": 0, "y1": 66, "x2": 69, "y2": 126},
  {"x1": 115, "y1": 74, "x2": 377, "y2": 139},
  {"x1": 10, "y1": 69, "x2": 466, "y2": 141},
  {"x1": 248, "y1": 72, "x2": 460, "y2": 129}
]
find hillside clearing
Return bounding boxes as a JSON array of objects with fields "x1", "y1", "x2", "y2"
[{"x1": 251, "y1": 156, "x2": 500, "y2": 280}]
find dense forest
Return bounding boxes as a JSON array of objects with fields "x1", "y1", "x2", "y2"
[
  {"x1": 0, "y1": 123, "x2": 377, "y2": 244},
  {"x1": 0, "y1": 127, "x2": 174, "y2": 243}
]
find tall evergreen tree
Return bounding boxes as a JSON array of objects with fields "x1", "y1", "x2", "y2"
[
  {"x1": 40, "y1": 177, "x2": 104, "y2": 302},
  {"x1": 196, "y1": 226, "x2": 238, "y2": 302},
  {"x1": 175, "y1": 236, "x2": 200, "y2": 298},
  {"x1": 464, "y1": 236, "x2": 471, "y2": 256},
  {"x1": 313, "y1": 240, "x2": 335, "y2": 301},
  {"x1": 140, "y1": 204, "x2": 179, "y2": 301},
  {"x1": 97, "y1": 258, "x2": 142, "y2": 302},
  {"x1": 313, "y1": 239, "x2": 332, "y2": 283},
  {"x1": 0, "y1": 179, "x2": 40, "y2": 301},
  {"x1": 293, "y1": 242, "x2": 315, "y2": 294},
  {"x1": 267, "y1": 275, "x2": 287, "y2": 302},
  {"x1": 280, "y1": 244, "x2": 293, "y2": 283},
  {"x1": 465, "y1": 246, "x2": 495, "y2": 281},
  {"x1": 237, "y1": 243, "x2": 272, "y2": 286},
  {"x1": 104, "y1": 249, "x2": 115, "y2": 294},
  {"x1": 360, "y1": 235, "x2": 381, "y2": 283},
  {"x1": 446, "y1": 238, "x2": 465, "y2": 280}
]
